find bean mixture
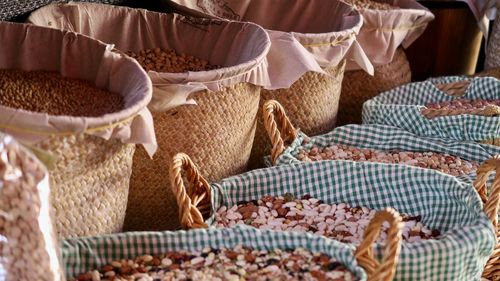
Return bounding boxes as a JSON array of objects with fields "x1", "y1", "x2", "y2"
[
  {"x1": 215, "y1": 194, "x2": 440, "y2": 244},
  {"x1": 0, "y1": 137, "x2": 63, "y2": 281},
  {"x1": 425, "y1": 99, "x2": 500, "y2": 110},
  {"x1": 344, "y1": 0, "x2": 396, "y2": 10},
  {"x1": 126, "y1": 48, "x2": 219, "y2": 73},
  {"x1": 0, "y1": 69, "x2": 124, "y2": 117},
  {"x1": 74, "y1": 246, "x2": 358, "y2": 281},
  {"x1": 296, "y1": 144, "x2": 478, "y2": 177}
]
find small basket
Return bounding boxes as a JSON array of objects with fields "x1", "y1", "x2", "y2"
[
  {"x1": 170, "y1": 152, "x2": 497, "y2": 280},
  {"x1": 338, "y1": 48, "x2": 411, "y2": 125}
]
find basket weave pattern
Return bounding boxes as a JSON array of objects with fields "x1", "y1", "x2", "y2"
[
  {"x1": 125, "y1": 82, "x2": 260, "y2": 231},
  {"x1": 248, "y1": 61, "x2": 346, "y2": 169},
  {"x1": 35, "y1": 134, "x2": 135, "y2": 238},
  {"x1": 337, "y1": 48, "x2": 411, "y2": 125}
]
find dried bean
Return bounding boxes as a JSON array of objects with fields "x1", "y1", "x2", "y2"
[
  {"x1": 297, "y1": 145, "x2": 479, "y2": 177},
  {"x1": 73, "y1": 246, "x2": 358, "y2": 281},
  {"x1": 215, "y1": 195, "x2": 440, "y2": 244},
  {"x1": 425, "y1": 98, "x2": 500, "y2": 111},
  {"x1": 126, "y1": 48, "x2": 219, "y2": 73},
  {"x1": 344, "y1": 0, "x2": 396, "y2": 10},
  {"x1": 0, "y1": 69, "x2": 124, "y2": 117},
  {"x1": 0, "y1": 136, "x2": 64, "y2": 281}
]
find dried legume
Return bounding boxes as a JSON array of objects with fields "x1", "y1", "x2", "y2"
[
  {"x1": 425, "y1": 99, "x2": 500, "y2": 110},
  {"x1": 126, "y1": 48, "x2": 219, "y2": 73},
  {"x1": 296, "y1": 144, "x2": 478, "y2": 176},
  {"x1": 0, "y1": 136, "x2": 64, "y2": 281},
  {"x1": 344, "y1": 0, "x2": 396, "y2": 10},
  {"x1": 215, "y1": 194, "x2": 440, "y2": 244},
  {"x1": 0, "y1": 69, "x2": 124, "y2": 117},
  {"x1": 73, "y1": 246, "x2": 358, "y2": 281}
]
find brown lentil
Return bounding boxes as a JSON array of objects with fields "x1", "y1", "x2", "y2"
[
  {"x1": 0, "y1": 69, "x2": 124, "y2": 117},
  {"x1": 73, "y1": 246, "x2": 358, "y2": 281},
  {"x1": 126, "y1": 48, "x2": 219, "y2": 73},
  {"x1": 425, "y1": 99, "x2": 500, "y2": 110},
  {"x1": 215, "y1": 194, "x2": 440, "y2": 244}
]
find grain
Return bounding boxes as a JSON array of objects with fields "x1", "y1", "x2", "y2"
[
  {"x1": 344, "y1": 0, "x2": 396, "y2": 10},
  {"x1": 425, "y1": 99, "x2": 500, "y2": 110},
  {"x1": 0, "y1": 69, "x2": 124, "y2": 117},
  {"x1": 126, "y1": 48, "x2": 219, "y2": 73}
]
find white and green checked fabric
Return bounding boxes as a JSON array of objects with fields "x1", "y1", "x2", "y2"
[
  {"x1": 269, "y1": 124, "x2": 500, "y2": 184},
  {"x1": 60, "y1": 226, "x2": 367, "y2": 280},
  {"x1": 362, "y1": 76, "x2": 500, "y2": 142},
  {"x1": 208, "y1": 160, "x2": 496, "y2": 280}
]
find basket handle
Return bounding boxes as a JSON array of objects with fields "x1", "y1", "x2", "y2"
[
  {"x1": 263, "y1": 100, "x2": 298, "y2": 164},
  {"x1": 170, "y1": 153, "x2": 211, "y2": 229},
  {"x1": 434, "y1": 80, "x2": 470, "y2": 97},
  {"x1": 473, "y1": 155, "x2": 500, "y2": 227},
  {"x1": 355, "y1": 208, "x2": 403, "y2": 281}
]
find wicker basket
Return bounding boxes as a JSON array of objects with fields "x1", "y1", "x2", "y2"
[
  {"x1": 476, "y1": 67, "x2": 500, "y2": 80},
  {"x1": 337, "y1": 48, "x2": 411, "y2": 125},
  {"x1": 485, "y1": 5, "x2": 500, "y2": 70},
  {"x1": 0, "y1": 22, "x2": 153, "y2": 238},
  {"x1": 248, "y1": 61, "x2": 346, "y2": 169},
  {"x1": 126, "y1": 83, "x2": 261, "y2": 231}
]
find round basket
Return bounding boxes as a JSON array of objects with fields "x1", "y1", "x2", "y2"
[
  {"x1": 249, "y1": 61, "x2": 346, "y2": 169},
  {"x1": 0, "y1": 22, "x2": 154, "y2": 238},
  {"x1": 337, "y1": 48, "x2": 411, "y2": 125}
]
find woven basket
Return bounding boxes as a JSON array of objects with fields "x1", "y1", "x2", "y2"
[
  {"x1": 0, "y1": 22, "x2": 154, "y2": 239},
  {"x1": 36, "y1": 135, "x2": 135, "y2": 238},
  {"x1": 337, "y1": 48, "x2": 411, "y2": 125},
  {"x1": 171, "y1": 152, "x2": 498, "y2": 280},
  {"x1": 126, "y1": 82, "x2": 260, "y2": 231},
  {"x1": 476, "y1": 67, "x2": 500, "y2": 80},
  {"x1": 485, "y1": 5, "x2": 500, "y2": 70},
  {"x1": 248, "y1": 61, "x2": 346, "y2": 169}
]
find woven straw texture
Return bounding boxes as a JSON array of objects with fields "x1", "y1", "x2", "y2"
[
  {"x1": 476, "y1": 67, "x2": 500, "y2": 80},
  {"x1": 125, "y1": 82, "x2": 260, "y2": 231},
  {"x1": 363, "y1": 76, "x2": 500, "y2": 145},
  {"x1": 485, "y1": 7, "x2": 500, "y2": 70},
  {"x1": 337, "y1": 48, "x2": 411, "y2": 125},
  {"x1": 0, "y1": 0, "x2": 126, "y2": 21},
  {"x1": 267, "y1": 122, "x2": 500, "y2": 184},
  {"x1": 248, "y1": 61, "x2": 345, "y2": 169},
  {"x1": 35, "y1": 134, "x2": 135, "y2": 238},
  {"x1": 60, "y1": 226, "x2": 370, "y2": 280},
  {"x1": 173, "y1": 156, "x2": 496, "y2": 280}
]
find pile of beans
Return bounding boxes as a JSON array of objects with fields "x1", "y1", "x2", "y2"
[
  {"x1": 425, "y1": 99, "x2": 500, "y2": 110},
  {"x1": 296, "y1": 144, "x2": 479, "y2": 176},
  {"x1": 74, "y1": 246, "x2": 358, "y2": 281},
  {"x1": 0, "y1": 69, "x2": 124, "y2": 117},
  {"x1": 345, "y1": 0, "x2": 396, "y2": 10},
  {"x1": 0, "y1": 136, "x2": 62, "y2": 281},
  {"x1": 126, "y1": 48, "x2": 219, "y2": 73},
  {"x1": 215, "y1": 194, "x2": 440, "y2": 244}
]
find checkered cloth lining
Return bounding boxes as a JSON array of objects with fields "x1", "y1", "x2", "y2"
[
  {"x1": 362, "y1": 76, "x2": 500, "y2": 142},
  {"x1": 269, "y1": 124, "x2": 500, "y2": 184},
  {"x1": 0, "y1": 0, "x2": 127, "y2": 21},
  {"x1": 60, "y1": 226, "x2": 367, "y2": 280},
  {"x1": 205, "y1": 160, "x2": 496, "y2": 280}
]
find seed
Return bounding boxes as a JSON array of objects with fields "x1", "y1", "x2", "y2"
[
  {"x1": 126, "y1": 48, "x2": 219, "y2": 73},
  {"x1": 215, "y1": 194, "x2": 439, "y2": 243},
  {"x1": 297, "y1": 145, "x2": 479, "y2": 177},
  {"x1": 73, "y1": 246, "x2": 359, "y2": 280},
  {"x1": 0, "y1": 69, "x2": 124, "y2": 117},
  {"x1": 344, "y1": 0, "x2": 396, "y2": 10}
]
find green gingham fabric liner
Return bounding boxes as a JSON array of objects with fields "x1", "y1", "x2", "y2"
[
  {"x1": 60, "y1": 225, "x2": 367, "y2": 280},
  {"x1": 362, "y1": 76, "x2": 500, "y2": 143},
  {"x1": 206, "y1": 160, "x2": 496, "y2": 280},
  {"x1": 267, "y1": 124, "x2": 500, "y2": 184}
]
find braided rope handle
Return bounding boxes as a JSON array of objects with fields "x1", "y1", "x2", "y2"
[
  {"x1": 421, "y1": 105, "x2": 500, "y2": 119},
  {"x1": 355, "y1": 208, "x2": 403, "y2": 281},
  {"x1": 170, "y1": 153, "x2": 211, "y2": 229},
  {"x1": 263, "y1": 100, "x2": 298, "y2": 164},
  {"x1": 434, "y1": 80, "x2": 470, "y2": 97},
  {"x1": 474, "y1": 156, "x2": 500, "y2": 226}
]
